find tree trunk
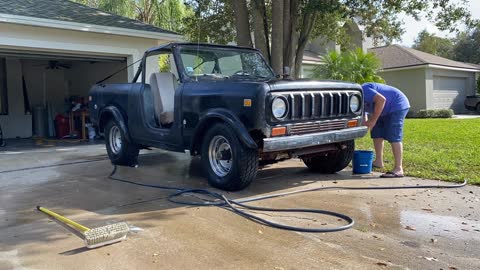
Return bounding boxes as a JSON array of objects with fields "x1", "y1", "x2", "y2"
[
  {"x1": 232, "y1": 0, "x2": 252, "y2": 47},
  {"x1": 271, "y1": 0, "x2": 284, "y2": 75},
  {"x1": 252, "y1": 0, "x2": 270, "y2": 62},
  {"x1": 283, "y1": 0, "x2": 299, "y2": 75},
  {"x1": 294, "y1": 11, "x2": 317, "y2": 78}
]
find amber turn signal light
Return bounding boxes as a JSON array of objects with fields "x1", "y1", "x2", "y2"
[
  {"x1": 271, "y1": 127, "x2": 286, "y2": 137},
  {"x1": 347, "y1": 120, "x2": 358, "y2": 128}
]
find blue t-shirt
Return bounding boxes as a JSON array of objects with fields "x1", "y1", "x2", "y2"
[{"x1": 362, "y1": 83, "x2": 410, "y2": 116}]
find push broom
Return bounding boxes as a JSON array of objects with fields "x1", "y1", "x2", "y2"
[{"x1": 37, "y1": 206, "x2": 129, "y2": 248}]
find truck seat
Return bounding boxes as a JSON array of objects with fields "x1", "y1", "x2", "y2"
[{"x1": 149, "y1": 72, "x2": 176, "y2": 125}]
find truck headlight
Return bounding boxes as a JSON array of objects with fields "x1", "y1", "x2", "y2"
[
  {"x1": 272, "y1": 97, "x2": 288, "y2": 119},
  {"x1": 350, "y1": 95, "x2": 361, "y2": 114}
]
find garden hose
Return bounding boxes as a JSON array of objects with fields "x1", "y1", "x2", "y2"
[{"x1": 109, "y1": 165, "x2": 467, "y2": 233}]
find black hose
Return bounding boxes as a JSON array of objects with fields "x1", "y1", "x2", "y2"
[{"x1": 109, "y1": 165, "x2": 467, "y2": 233}]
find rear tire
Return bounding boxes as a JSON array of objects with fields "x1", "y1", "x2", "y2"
[
  {"x1": 201, "y1": 123, "x2": 258, "y2": 191},
  {"x1": 105, "y1": 119, "x2": 139, "y2": 166},
  {"x1": 476, "y1": 103, "x2": 480, "y2": 113},
  {"x1": 302, "y1": 140, "x2": 355, "y2": 173}
]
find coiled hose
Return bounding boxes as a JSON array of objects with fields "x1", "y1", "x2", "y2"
[{"x1": 109, "y1": 165, "x2": 467, "y2": 233}]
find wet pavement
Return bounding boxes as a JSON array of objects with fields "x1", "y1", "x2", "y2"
[{"x1": 0, "y1": 144, "x2": 479, "y2": 270}]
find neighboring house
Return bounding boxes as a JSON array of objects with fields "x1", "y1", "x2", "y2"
[
  {"x1": 0, "y1": 0, "x2": 182, "y2": 139},
  {"x1": 369, "y1": 45, "x2": 480, "y2": 114},
  {"x1": 301, "y1": 20, "x2": 375, "y2": 78}
]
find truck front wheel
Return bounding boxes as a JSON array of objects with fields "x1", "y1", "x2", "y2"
[
  {"x1": 201, "y1": 123, "x2": 258, "y2": 191},
  {"x1": 105, "y1": 120, "x2": 139, "y2": 166},
  {"x1": 302, "y1": 140, "x2": 355, "y2": 173}
]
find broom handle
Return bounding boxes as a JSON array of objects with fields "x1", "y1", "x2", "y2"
[{"x1": 37, "y1": 206, "x2": 90, "y2": 233}]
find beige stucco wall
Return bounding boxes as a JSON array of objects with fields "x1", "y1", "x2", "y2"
[
  {"x1": 378, "y1": 67, "x2": 427, "y2": 113},
  {"x1": 0, "y1": 22, "x2": 172, "y2": 138}
]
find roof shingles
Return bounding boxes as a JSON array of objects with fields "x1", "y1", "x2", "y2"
[
  {"x1": 369, "y1": 45, "x2": 480, "y2": 71},
  {"x1": 0, "y1": 0, "x2": 178, "y2": 35}
]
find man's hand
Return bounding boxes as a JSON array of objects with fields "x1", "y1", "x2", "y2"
[{"x1": 364, "y1": 119, "x2": 376, "y2": 130}]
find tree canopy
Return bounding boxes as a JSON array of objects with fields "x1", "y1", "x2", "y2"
[
  {"x1": 72, "y1": 0, "x2": 189, "y2": 32},
  {"x1": 183, "y1": 0, "x2": 472, "y2": 78},
  {"x1": 452, "y1": 23, "x2": 480, "y2": 64},
  {"x1": 73, "y1": 0, "x2": 474, "y2": 78},
  {"x1": 411, "y1": 24, "x2": 480, "y2": 65},
  {"x1": 412, "y1": 29, "x2": 454, "y2": 59}
]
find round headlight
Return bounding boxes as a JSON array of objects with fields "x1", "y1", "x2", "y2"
[
  {"x1": 350, "y1": 95, "x2": 361, "y2": 113},
  {"x1": 272, "y1": 97, "x2": 287, "y2": 119}
]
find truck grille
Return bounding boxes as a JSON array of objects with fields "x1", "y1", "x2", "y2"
[
  {"x1": 290, "y1": 120, "x2": 346, "y2": 135},
  {"x1": 270, "y1": 90, "x2": 360, "y2": 122}
]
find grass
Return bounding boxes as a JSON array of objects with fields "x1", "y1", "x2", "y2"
[{"x1": 355, "y1": 118, "x2": 480, "y2": 185}]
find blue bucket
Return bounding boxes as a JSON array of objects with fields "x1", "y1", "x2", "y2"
[{"x1": 353, "y1": 150, "x2": 374, "y2": 174}]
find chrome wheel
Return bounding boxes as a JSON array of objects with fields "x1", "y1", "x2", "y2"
[
  {"x1": 208, "y1": 135, "x2": 232, "y2": 177},
  {"x1": 109, "y1": 125, "x2": 122, "y2": 155}
]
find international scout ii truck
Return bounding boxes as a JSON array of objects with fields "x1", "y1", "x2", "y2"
[{"x1": 89, "y1": 43, "x2": 368, "y2": 191}]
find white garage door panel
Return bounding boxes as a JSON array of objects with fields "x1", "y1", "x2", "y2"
[{"x1": 433, "y1": 76, "x2": 467, "y2": 112}]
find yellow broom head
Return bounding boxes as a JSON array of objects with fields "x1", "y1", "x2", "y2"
[{"x1": 84, "y1": 222, "x2": 129, "y2": 248}]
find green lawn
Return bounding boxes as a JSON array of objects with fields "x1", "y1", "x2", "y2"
[{"x1": 355, "y1": 118, "x2": 480, "y2": 185}]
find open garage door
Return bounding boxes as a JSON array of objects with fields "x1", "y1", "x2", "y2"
[
  {"x1": 0, "y1": 49, "x2": 127, "y2": 139},
  {"x1": 432, "y1": 76, "x2": 467, "y2": 113}
]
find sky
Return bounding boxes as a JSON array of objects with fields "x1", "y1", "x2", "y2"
[{"x1": 398, "y1": 0, "x2": 480, "y2": 47}]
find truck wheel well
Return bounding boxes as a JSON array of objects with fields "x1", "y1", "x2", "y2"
[
  {"x1": 249, "y1": 129, "x2": 264, "y2": 150},
  {"x1": 191, "y1": 118, "x2": 223, "y2": 155},
  {"x1": 191, "y1": 118, "x2": 263, "y2": 156},
  {"x1": 99, "y1": 112, "x2": 114, "y2": 134}
]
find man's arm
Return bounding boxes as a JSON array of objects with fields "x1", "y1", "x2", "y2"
[{"x1": 365, "y1": 94, "x2": 386, "y2": 130}]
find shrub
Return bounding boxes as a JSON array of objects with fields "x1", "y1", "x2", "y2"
[
  {"x1": 406, "y1": 110, "x2": 416, "y2": 118},
  {"x1": 434, "y1": 109, "x2": 454, "y2": 118},
  {"x1": 415, "y1": 109, "x2": 454, "y2": 118},
  {"x1": 311, "y1": 48, "x2": 385, "y2": 84}
]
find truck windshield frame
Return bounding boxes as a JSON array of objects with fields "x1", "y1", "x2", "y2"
[{"x1": 177, "y1": 45, "x2": 275, "y2": 81}]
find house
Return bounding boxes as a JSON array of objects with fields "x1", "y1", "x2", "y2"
[
  {"x1": 0, "y1": 0, "x2": 182, "y2": 139},
  {"x1": 369, "y1": 45, "x2": 480, "y2": 113}
]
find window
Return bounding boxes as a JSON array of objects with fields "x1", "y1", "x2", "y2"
[{"x1": 0, "y1": 58, "x2": 7, "y2": 115}]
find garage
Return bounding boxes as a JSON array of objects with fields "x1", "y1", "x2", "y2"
[
  {"x1": 432, "y1": 75, "x2": 467, "y2": 112},
  {"x1": 370, "y1": 45, "x2": 480, "y2": 114},
  {"x1": 0, "y1": 0, "x2": 182, "y2": 139},
  {"x1": 0, "y1": 50, "x2": 127, "y2": 139}
]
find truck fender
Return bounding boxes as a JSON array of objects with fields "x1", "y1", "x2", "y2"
[
  {"x1": 99, "y1": 106, "x2": 132, "y2": 142},
  {"x1": 192, "y1": 109, "x2": 258, "y2": 152}
]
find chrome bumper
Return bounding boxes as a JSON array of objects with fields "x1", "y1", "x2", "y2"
[{"x1": 262, "y1": 126, "x2": 368, "y2": 152}]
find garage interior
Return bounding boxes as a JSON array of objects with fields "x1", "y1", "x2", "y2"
[{"x1": 0, "y1": 50, "x2": 127, "y2": 140}]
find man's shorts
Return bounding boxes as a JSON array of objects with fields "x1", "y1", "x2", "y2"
[{"x1": 371, "y1": 108, "x2": 409, "y2": 143}]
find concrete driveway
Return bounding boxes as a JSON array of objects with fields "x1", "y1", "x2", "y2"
[{"x1": 0, "y1": 144, "x2": 479, "y2": 270}]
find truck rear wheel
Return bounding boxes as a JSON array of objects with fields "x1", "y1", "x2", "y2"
[
  {"x1": 302, "y1": 140, "x2": 354, "y2": 173},
  {"x1": 201, "y1": 123, "x2": 258, "y2": 191},
  {"x1": 105, "y1": 119, "x2": 139, "y2": 166}
]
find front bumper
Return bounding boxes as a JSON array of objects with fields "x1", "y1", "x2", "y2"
[{"x1": 262, "y1": 126, "x2": 368, "y2": 152}]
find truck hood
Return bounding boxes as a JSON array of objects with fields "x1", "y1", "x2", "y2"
[{"x1": 268, "y1": 79, "x2": 362, "y2": 92}]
